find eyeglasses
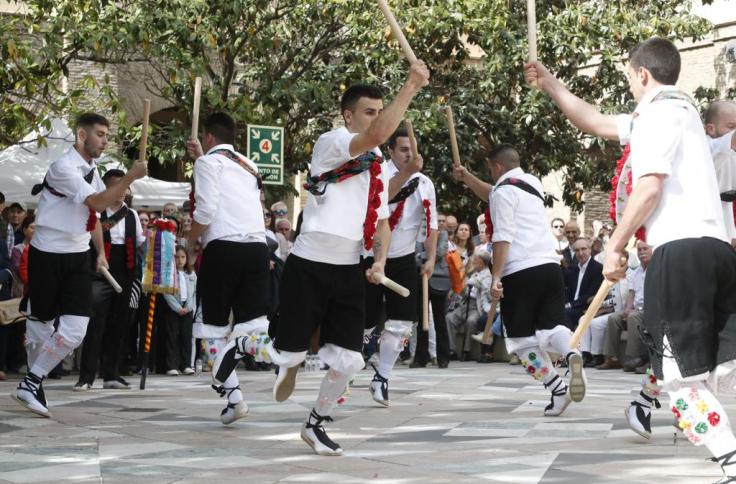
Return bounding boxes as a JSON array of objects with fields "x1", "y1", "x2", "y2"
[{"x1": 273, "y1": 209, "x2": 287, "y2": 216}]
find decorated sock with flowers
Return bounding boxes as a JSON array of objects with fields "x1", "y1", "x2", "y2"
[{"x1": 520, "y1": 347, "x2": 571, "y2": 417}]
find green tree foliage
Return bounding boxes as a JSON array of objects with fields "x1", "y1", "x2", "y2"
[{"x1": 1, "y1": 0, "x2": 714, "y2": 217}]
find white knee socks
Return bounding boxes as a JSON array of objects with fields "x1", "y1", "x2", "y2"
[{"x1": 314, "y1": 368, "x2": 351, "y2": 416}]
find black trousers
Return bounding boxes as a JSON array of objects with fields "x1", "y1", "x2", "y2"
[
  {"x1": 414, "y1": 288, "x2": 450, "y2": 365},
  {"x1": 164, "y1": 308, "x2": 193, "y2": 371},
  {"x1": 78, "y1": 271, "x2": 133, "y2": 383}
]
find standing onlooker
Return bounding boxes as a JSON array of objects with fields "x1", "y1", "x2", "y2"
[
  {"x1": 3, "y1": 202, "x2": 26, "y2": 258},
  {"x1": 10, "y1": 215, "x2": 35, "y2": 298},
  {"x1": 275, "y1": 218, "x2": 293, "y2": 259},
  {"x1": 561, "y1": 220, "x2": 580, "y2": 267},
  {"x1": 550, "y1": 217, "x2": 567, "y2": 254},
  {"x1": 445, "y1": 215, "x2": 458, "y2": 237},
  {"x1": 178, "y1": 213, "x2": 192, "y2": 248},
  {"x1": 452, "y1": 222, "x2": 475, "y2": 266},
  {"x1": 437, "y1": 213, "x2": 447, "y2": 233},
  {"x1": 270, "y1": 201, "x2": 288, "y2": 221},
  {"x1": 163, "y1": 202, "x2": 178, "y2": 218},
  {"x1": 163, "y1": 245, "x2": 196, "y2": 375}
]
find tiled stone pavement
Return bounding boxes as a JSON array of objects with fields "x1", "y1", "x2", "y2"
[{"x1": 0, "y1": 362, "x2": 725, "y2": 483}]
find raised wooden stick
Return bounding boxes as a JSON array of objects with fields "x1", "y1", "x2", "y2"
[
  {"x1": 481, "y1": 300, "x2": 499, "y2": 344},
  {"x1": 405, "y1": 119, "x2": 419, "y2": 161},
  {"x1": 138, "y1": 99, "x2": 151, "y2": 163},
  {"x1": 191, "y1": 77, "x2": 202, "y2": 139},
  {"x1": 421, "y1": 273, "x2": 429, "y2": 331},
  {"x1": 444, "y1": 106, "x2": 461, "y2": 167},
  {"x1": 377, "y1": 0, "x2": 417, "y2": 63},
  {"x1": 380, "y1": 275, "x2": 410, "y2": 298},
  {"x1": 527, "y1": 0, "x2": 537, "y2": 62},
  {"x1": 569, "y1": 280, "x2": 614, "y2": 349}
]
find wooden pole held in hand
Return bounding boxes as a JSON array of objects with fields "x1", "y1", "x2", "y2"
[
  {"x1": 99, "y1": 267, "x2": 122, "y2": 294},
  {"x1": 444, "y1": 106, "x2": 461, "y2": 167},
  {"x1": 377, "y1": 0, "x2": 417, "y2": 63},
  {"x1": 569, "y1": 280, "x2": 614, "y2": 349},
  {"x1": 422, "y1": 273, "x2": 429, "y2": 331},
  {"x1": 138, "y1": 99, "x2": 151, "y2": 163},
  {"x1": 191, "y1": 77, "x2": 202, "y2": 139},
  {"x1": 481, "y1": 300, "x2": 498, "y2": 344},
  {"x1": 527, "y1": 0, "x2": 537, "y2": 62},
  {"x1": 380, "y1": 275, "x2": 410, "y2": 298},
  {"x1": 405, "y1": 119, "x2": 419, "y2": 161}
]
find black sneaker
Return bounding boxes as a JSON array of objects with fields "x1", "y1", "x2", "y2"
[{"x1": 301, "y1": 409, "x2": 342, "y2": 456}]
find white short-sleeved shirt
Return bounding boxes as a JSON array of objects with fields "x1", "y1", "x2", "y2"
[
  {"x1": 626, "y1": 265, "x2": 646, "y2": 310},
  {"x1": 292, "y1": 127, "x2": 390, "y2": 265},
  {"x1": 490, "y1": 167, "x2": 561, "y2": 277},
  {"x1": 105, "y1": 206, "x2": 146, "y2": 246},
  {"x1": 192, "y1": 144, "x2": 266, "y2": 248},
  {"x1": 615, "y1": 87, "x2": 727, "y2": 248},
  {"x1": 709, "y1": 131, "x2": 736, "y2": 240},
  {"x1": 32, "y1": 147, "x2": 106, "y2": 254},
  {"x1": 380, "y1": 161, "x2": 438, "y2": 259}
]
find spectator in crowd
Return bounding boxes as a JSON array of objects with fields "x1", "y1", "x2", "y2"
[
  {"x1": 579, "y1": 251, "x2": 630, "y2": 367},
  {"x1": 163, "y1": 202, "x2": 178, "y2": 218},
  {"x1": 563, "y1": 237, "x2": 603, "y2": 329},
  {"x1": 138, "y1": 211, "x2": 150, "y2": 233},
  {"x1": 591, "y1": 237, "x2": 604, "y2": 262},
  {"x1": 447, "y1": 250, "x2": 492, "y2": 361},
  {"x1": 0, "y1": 234, "x2": 12, "y2": 302},
  {"x1": 452, "y1": 222, "x2": 475, "y2": 266},
  {"x1": 561, "y1": 220, "x2": 580, "y2": 266},
  {"x1": 10, "y1": 214, "x2": 35, "y2": 298},
  {"x1": 2, "y1": 202, "x2": 27, "y2": 258},
  {"x1": 271, "y1": 200, "x2": 288, "y2": 220},
  {"x1": 437, "y1": 213, "x2": 447, "y2": 233},
  {"x1": 597, "y1": 240, "x2": 651, "y2": 372},
  {"x1": 551, "y1": 217, "x2": 567, "y2": 254},
  {"x1": 473, "y1": 213, "x2": 491, "y2": 253},
  {"x1": 264, "y1": 209, "x2": 276, "y2": 243},
  {"x1": 275, "y1": 218, "x2": 294, "y2": 259},
  {"x1": 445, "y1": 215, "x2": 458, "y2": 237},
  {"x1": 178, "y1": 213, "x2": 192, "y2": 248},
  {"x1": 163, "y1": 245, "x2": 196, "y2": 376}
]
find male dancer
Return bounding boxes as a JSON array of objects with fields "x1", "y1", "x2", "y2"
[
  {"x1": 364, "y1": 127, "x2": 438, "y2": 406},
  {"x1": 454, "y1": 146, "x2": 587, "y2": 416},
  {"x1": 268, "y1": 61, "x2": 429, "y2": 456},
  {"x1": 13, "y1": 113, "x2": 146, "y2": 417},
  {"x1": 75, "y1": 169, "x2": 145, "y2": 391},
  {"x1": 186, "y1": 112, "x2": 272, "y2": 425},
  {"x1": 527, "y1": 38, "x2": 736, "y2": 481}
]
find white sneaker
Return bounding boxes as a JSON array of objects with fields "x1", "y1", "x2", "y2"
[
  {"x1": 273, "y1": 365, "x2": 299, "y2": 402},
  {"x1": 566, "y1": 352, "x2": 587, "y2": 403},
  {"x1": 181, "y1": 367, "x2": 195, "y2": 376},
  {"x1": 220, "y1": 400, "x2": 248, "y2": 425},
  {"x1": 301, "y1": 410, "x2": 342, "y2": 456},
  {"x1": 103, "y1": 378, "x2": 130, "y2": 390},
  {"x1": 73, "y1": 382, "x2": 91, "y2": 392},
  {"x1": 369, "y1": 368, "x2": 389, "y2": 407},
  {"x1": 166, "y1": 369, "x2": 180, "y2": 376},
  {"x1": 12, "y1": 375, "x2": 50, "y2": 418}
]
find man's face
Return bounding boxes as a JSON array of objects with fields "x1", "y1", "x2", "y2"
[
  {"x1": 626, "y1": 64, "x2": 647, "y2": 103},
  {"x1": 445, "y1": 216, "x2": 458, "y2": 235},
  {"x1": 564, "y1": 222, "x2": 580, "y2": 243},
  {"x1": 389, "y1": 136, "x2": 412, "y2": 167},
  {"x1": 276, "y1": 221, "x2": 291, "y2": 237},
  {"x1": 79, "y1": 124, "x2": 109, "y2": 159},
  {"x1": 163, "y1": 204, "x2": 177, "y2": 217},
  {"x1": 572, "y1": 239, "x2": 591, "y2": 264},
  {"x1": 637, "y1": 242, "x2": 653, "y2": 266},
  {"x1": 437, "y1": 215, "x2": 446, "y2": 232},
  {"x1": 551, "y1": 220, "x2": 564, "y2": 238},
  {"x1": 343, "y1": 97, "x2": 383, "y2": 133},
  {"x1": 706, "y1": 103, "x2": 736, "y2": 138},
  {"x1": 9, "y1": 208, "x2": 25, "y2": 227}
]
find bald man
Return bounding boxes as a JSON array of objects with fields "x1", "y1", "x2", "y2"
[{"x1": 704, "y1": 100, "x2": 736, "y2": 246}]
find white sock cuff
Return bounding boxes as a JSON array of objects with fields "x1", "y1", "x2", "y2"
[
  {"x1": 384, "y1": 319, "x2": 413, "y2": 336},
  {"x1": 56, "y1": 314, "x2": 90, "y2": 348},
  {"x1": 269, "y1": 346, "x2": 306, "y2": 368},
  {"x1": 229, "y1": 316, "x2": 269, "y2": 341},
  {"x1": 319, "y1": 344, "x2": 364, "y2": 376},
  {"x1": 25, "y1": 319, "x2": 55, "y2": 345}
]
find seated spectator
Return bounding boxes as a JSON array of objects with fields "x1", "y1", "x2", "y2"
[
  {"x1": 163, "y1": 246, "x2": 197, "y2": 376},
  {"x1": 563, "y1": 237, "x2": 604, "y2": 329},
  {"x1": 270, "y1": 200, "x2": 288, "y2": 220},
  {"x1": 597, "y1": 241, "x2": 651, "y2": 371},
  {"x1": 561, "y1": 221, "x2": 580, "y2": 266},
  {"x1": 275, "y1": 218, "x2": 294, "y2": 259},
  {"x1": 446, "y1": 251, "x2": 490, "y2": 361},
  {"x1": 579, "y1": 250, "x2": 629, "y2": 367},
  {"x1": 591, "y1": 237, "x2": 604, "y2": 262}
]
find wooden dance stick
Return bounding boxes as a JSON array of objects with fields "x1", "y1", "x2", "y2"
[
  {"x1": 569, "y1": 280, "x2": 614, "y2": 349},
  {"x1": 140, "y1": 290, "x2": 157, "y2": 390},
  {"x1": 421, "y1": 273, "x2": 429, "y2": 331},
  {"x1": 405, "y1": 119, "x2": 419, "y2": 161},
  {"x1": 481, "y1": 299, "x2": 499, "y2": 345},
  {"x1": 380, "y1": 275, "x2": 410, "y2": 298},
  {"x1": 191, "y1": 77, "x2": 202, "y2": 139},
  {"x1": 527, "y1": 0, "x2": 538, "y2": 87},
  {"x1": 138, "y1": 99, "x2": 151, "y2": 163},
  {"x1": 99, "y1": 266, "x2": 122, "y2": 294},
  {"x1": 444, "y1": 106, "x2": 461, "y2": 167},
  {"x1": 377, "y1": 0, "x2": 417, "y2": 63}
]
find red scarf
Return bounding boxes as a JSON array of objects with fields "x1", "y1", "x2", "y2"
[
  {"x1": 609, "y1": 145, "x2": 646, "y2": 242},
  {"x1": 363, "y1": 161, "x2": 384, "y2": 250}
]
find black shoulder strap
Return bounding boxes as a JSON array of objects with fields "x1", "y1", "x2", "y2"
[{"x1": 496, "y1": 177, "x2": 545, "y2": 203}]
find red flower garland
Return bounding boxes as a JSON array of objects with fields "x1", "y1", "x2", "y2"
[
  {"x1": 363, "y1": 161, "x2": 384, "y2": 250},
  {"x1": 153, "y1": 219, "x2": 177, "y2": 233},
  {"x1": 388, "y1": 201, "x2": 405, "y2": 232},
  {"x1": 423, "y1": 199, "x2": 431, "y2": 240},
  {"x1": 86, "y1": 208, "x2": 97, "y2": 232},
  {"x1": 188, "y1": 187, "x2": 196, "y2": 218},
  {"x1": 484, "y1": 207, "x2": 492, "y2": 239},
  {"x1": 608, "y1": 145, "x2": 646, "y2": 242}
]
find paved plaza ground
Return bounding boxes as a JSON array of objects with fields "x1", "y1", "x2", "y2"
[{"x1": 0, "y1": 361, "x2": 726, "y2": 483}]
